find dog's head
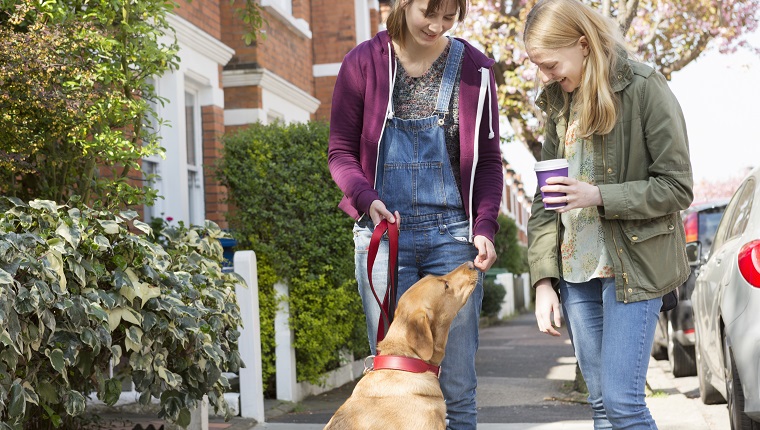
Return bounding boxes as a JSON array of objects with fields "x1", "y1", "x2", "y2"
[{"x1": 378, "y1": 262, "x2": 479, "y2": 365}]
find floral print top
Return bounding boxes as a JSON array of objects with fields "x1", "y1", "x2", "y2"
[{"x1": 560, "y1": 108, "x2": 615, "y2": 282}]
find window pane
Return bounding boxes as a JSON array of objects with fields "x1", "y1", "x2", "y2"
[
  {"x1": 188, "y1": 170, "x2": 197, "y2": 225},
  {"x1": 729, "y1": 180, "x2": 755, "y2": 239},
  {"x1": 185, "y1": 92, "x2": 196, "y2": 166}
]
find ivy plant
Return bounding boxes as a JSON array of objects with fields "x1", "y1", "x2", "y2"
[{"x1": 0, "y1": 198, "x2": 244, "y2": 429}]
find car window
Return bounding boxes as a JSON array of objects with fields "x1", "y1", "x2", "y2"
[
  {"x1": 699, "y1": 209, "x2": 726, "y2": 254},
  {"x1": 729, "y1": 178, "x2": 756, "y2": 239},
  {"x1": 713, "y1": 181, "x2": 748, "y2": 252}
]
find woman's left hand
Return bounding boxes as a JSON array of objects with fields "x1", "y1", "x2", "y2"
[
  {"x1": 542, "y1": 177, "x2": 603, "y2": 213},
  {"x1": 473, "y1": 235, "x2": 496, "y2": 272}
]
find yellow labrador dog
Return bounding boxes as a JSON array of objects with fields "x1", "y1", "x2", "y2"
[{"x1": 324, "y1": 261, "x2": 479, "y2": 430}]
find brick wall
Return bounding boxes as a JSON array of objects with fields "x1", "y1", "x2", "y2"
[
  {"x1": 225, "y1": 85, "x2": 263, "y2": 110},
  {"x1": 174, "y1": 0, "x2": 221, "y2": 39},
  {"x1": 221, "y1": 1, "x2": 314, "y2": 96},
  {"x1": 202, "y1": 105, "x2": 229, "y2": 229},
  {"x1": 314, "y1": 75, "x2": 336, "y2": 122},
  {"x1": 312, "y1": 0, "x2": 357, "y2": 65}
]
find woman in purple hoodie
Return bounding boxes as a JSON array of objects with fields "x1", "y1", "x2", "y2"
[{"x1": 328, "y1": 0, "x2": 502, "y2": 428}]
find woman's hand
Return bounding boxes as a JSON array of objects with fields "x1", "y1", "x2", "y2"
[
  {"x1": 535, "y1": 279, "x2": 562, "y2": 336},
  {"x1": 541, "y1": 177, "x2": 603, "y2": 213},
  {"x1": 473, "y1": 235, "x2": 496, "y2": 272},
  {"x1": 368, "y1": 200, "x2": 400, "y2": 227}
]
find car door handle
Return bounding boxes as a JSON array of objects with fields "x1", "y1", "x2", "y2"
[{"x1": 716, "y1": 252, "x2": 724, "y2": 265}]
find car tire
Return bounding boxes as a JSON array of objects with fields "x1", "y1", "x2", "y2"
[
  {"x1": 668, "y1": 319, "x2": 696, "y2": 377},
  {"x1": 652, "y1": 316, "x2": 668, "y2": 361},
  {"x1": 724, "y1": 331, "x2": 759, "y2": 429},
  {"x1": 696, "y1": 325, "x2": 724, "y2": 404}
]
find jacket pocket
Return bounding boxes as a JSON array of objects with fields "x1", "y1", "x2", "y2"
[
  {"x1": 620, "y1": 214, "x2": 682, "y2": 291},
  {"x1": 621, "y1": 214, "x2": 677, "y2": 243}
]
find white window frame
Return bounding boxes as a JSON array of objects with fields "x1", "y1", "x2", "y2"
[
  {"x1": 183, "y1": 84, "x2": 205, "y2": 226},
  {"x1": 144, "y1": 79, "x2": 165, "y2": 224},
  {"x1": 260, "y1": 0, "x2": 311, "y2": 38}
]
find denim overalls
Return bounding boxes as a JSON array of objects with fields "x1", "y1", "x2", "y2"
[{"x1": 353, "y1": 38, "x2": 483, "y2": 430}]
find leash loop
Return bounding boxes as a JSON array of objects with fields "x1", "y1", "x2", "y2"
[{"x1": 367, "y1": 219, "x2": 399, "y2": 345}]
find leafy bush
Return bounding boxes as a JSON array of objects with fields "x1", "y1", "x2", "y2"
[
  {"x1": 218, "y1": 121, "x2": 367, "y2": 393},
  {"x1": 481, "y1": 277, "x2": 507, "y2": 318},
  {"x1": 0, "y1": 198, "x2": 243, "y2": 429},
  {"x1": 493, "y1": 214, "x2": 529, "y2": 274},
  {"x1": 0, "y1": 2, "x2": 176, "y2": 208}
]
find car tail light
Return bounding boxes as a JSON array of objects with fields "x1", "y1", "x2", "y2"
[
  {"x1": 738, "y1": 240, "x2": 760, "y2": 288},
  {"x1": 684, "y1": 212, "x2": 698, "y2": 243}
]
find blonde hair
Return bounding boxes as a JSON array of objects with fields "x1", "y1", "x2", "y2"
[
  {"x1": 524, "y1": 0, "x2": 628, "y2": 137},
  {"x1": 386, "y1": 0, "x2": 468, "y2": 47}
]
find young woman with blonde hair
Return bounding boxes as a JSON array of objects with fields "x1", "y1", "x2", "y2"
[
  {"x1": 328, "y1": 0, "x2": 502, "y2": 427},
  {"x1": 525, "y1": 0, "x2": 693, "y2": 428}
]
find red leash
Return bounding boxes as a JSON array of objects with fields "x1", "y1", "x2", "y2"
[{"x1": 367, "y1": 219, "x2": 399, "y2": 345}]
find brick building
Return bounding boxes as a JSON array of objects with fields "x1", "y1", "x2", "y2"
[
  {"x1": 148, "y1": 0, "x2": 531, "y2": 245},
  {"x1": 146, "y1": 0, "x2": 383, "y2": 229}
]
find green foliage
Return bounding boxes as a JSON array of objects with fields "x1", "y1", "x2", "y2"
[
  {"x1": 230, "y1": 0, "x2": 267, "y2": 45},
  {"x1": 0, "y1": 198, "x2": 243, "y2": 429},
  {"x1": 481, "y1": 277, "x2": 507, "y2": 318},
  {"x1": 218, "y1": 121, "x2": 367, "y2": 391},
  {"x1": 0, "y1": 1, "x2": 176, "y2": 208},
  {"x1": 493, "y1": 214, "x2": 528, "y2": 274}
]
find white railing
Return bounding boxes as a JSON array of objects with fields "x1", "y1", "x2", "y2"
[{"x1": 495, "y1": 272, "x2": 532, "y2": 319}]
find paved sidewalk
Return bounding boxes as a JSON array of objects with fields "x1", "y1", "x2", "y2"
[{"x1": 90, "y1": 312, "x2": 724, "y2": 429}]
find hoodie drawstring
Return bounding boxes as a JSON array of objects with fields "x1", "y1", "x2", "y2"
[{"x1": 487, "y1": 75, "x2": 494, "y2": 139}]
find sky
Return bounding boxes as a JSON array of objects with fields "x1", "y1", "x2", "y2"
[
  {"x1": 504, "y1": 30, "x2": 760, "y2": 200},
  {"x1": 668, "y1": 32, "x2": 760, "y2": 184}
]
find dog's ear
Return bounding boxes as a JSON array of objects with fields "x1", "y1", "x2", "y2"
[{"x1": 406, "y1": 309, "x2": 434, "y2": 361}]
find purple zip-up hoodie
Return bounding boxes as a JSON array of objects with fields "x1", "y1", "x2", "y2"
[{"x1": 328, "y1": 31, "x2": 503, "y2": 242}]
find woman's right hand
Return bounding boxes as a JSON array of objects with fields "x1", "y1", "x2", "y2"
[
  {"x1": 369, "y1": 200, "x2": 400, "y2": 227},
  {"x1": 535, "y1": 278, "x2": 562, "y2": 336}
]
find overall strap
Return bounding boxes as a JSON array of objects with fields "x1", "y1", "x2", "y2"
[{"x1": 434, "y1": 38, "x2": 464, "y2": 125}]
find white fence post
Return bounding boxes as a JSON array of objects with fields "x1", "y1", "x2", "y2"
[
  {"x1": 521, "y1": 273, "x2": 531, "y2": 309},
  {"x1": 187, "y1": 395, "x2": 209, "y2": 430},
  {"x1": 496, "y1": 272, "x2": 515, "y2": 319},
  {"x1": 275, "y1": 281, "x2": 300, "y2": 402},
  {"x1": 234, "y1": 251, "x2": 266, "y2": 422}
]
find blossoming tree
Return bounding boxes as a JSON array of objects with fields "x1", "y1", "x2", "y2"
[{"x1": 455, "y1": 0, "x2": 759, "y2": 158}]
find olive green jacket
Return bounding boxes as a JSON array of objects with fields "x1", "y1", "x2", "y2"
[{"x1": 527, "y1": 57, "x2": 694, "y2": 303}]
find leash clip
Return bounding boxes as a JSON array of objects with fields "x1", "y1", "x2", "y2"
[{"x1": 363, "y1": 355, "x2": 376, "y2": 375}]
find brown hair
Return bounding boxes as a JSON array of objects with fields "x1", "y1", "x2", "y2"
[
  {"x1": 386, "y1": 0, "x2": 468, "y2": 47},
  {"x1": 524, "y1": 0, "x2": 629, "y2": 137}
]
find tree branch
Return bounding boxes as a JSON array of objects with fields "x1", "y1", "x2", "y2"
[
  {"x1": 660, "y1": 33, "x2": 710, "y2": 79},
  {"x1": 602, "y1": 0, "x2": 612, "y2": 17}
]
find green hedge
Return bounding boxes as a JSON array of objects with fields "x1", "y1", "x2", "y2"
[
  {"x1": 218, "y1": 121, "x2": 367, "y2": 394},
  {"x1": 493, "y1": 214, "x2": 529, "y2": 274}
]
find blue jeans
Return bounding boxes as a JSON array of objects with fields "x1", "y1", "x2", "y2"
[
  {"x1": 560, "y1": 278, "x2": 662, "y2": 430},
  {"x1": 354, "y1": 218, "x2": 483, "y2": 430}
]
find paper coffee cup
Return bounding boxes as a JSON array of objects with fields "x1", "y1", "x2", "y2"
[{"x1": 534, "y1": 159, "x2": 569, "y2": 210}]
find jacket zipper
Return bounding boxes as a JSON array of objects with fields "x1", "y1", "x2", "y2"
[{"x1": 601, "y1": 134, "x2": 630, "y2": 302}]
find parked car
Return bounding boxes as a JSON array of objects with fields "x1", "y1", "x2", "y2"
[
  {"x1": 651, "y1": 199, "x2": 728, "y2": 377},
  {"x1": 692, "y1": 166, "x2": 760, "y2": 430}
]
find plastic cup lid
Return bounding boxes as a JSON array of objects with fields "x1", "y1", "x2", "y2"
[{"x1": 534, "y1": 159, "x2": 569, "y2": 171}]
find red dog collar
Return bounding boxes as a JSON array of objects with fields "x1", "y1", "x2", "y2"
[{"x1": 368, "y1": 355, "x2": 441, "y2": 378}]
